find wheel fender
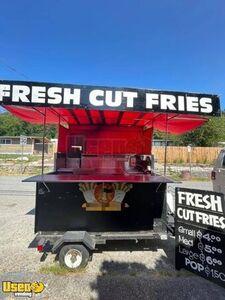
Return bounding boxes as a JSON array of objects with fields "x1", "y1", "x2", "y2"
[{"x1": 52, "y1": 231, "x2": 95, "y2": 253}]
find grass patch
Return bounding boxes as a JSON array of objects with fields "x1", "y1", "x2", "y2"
[
  {"x1": 166, "y1": 169, "x2": 182, "y2": 181},
  {"x1": 0, "y1": 154, "x2": 21, "y2": 160},
  {"x1": 168, "y1": 173, "x2": 182, "y2": 181},
  {"x1": 129, "y1": 271, "x2": 138, "y2": 277},
  {"x1": 147, "y1": 270, "x2": 194, "y2": 278},
  {"x1": 0, "y1": 166, "x2": 53, "y2": 176},
  {"x1": 24, "y1": 167, "x2": 53, "y2": 175},
  {"x1": 0, "y1": 154, "x2": 52, "y2": 163},
  {"x1": 190, "y1": 176, "x2": 210, "y2": 182},
  {"x1": 154, "y1": 270, "x2": 193, "y2": 277},
  {"x1": 101, "y1": 269, "x2": 194, "y2": 278},
  {"x1": 39, "y1": 264, "x2": 86, "y2": 275},
  {"x1": 166, "y1": 167, "x2": 211, "y2": 182},
  {"x1": 168, "y1": 174, "x2": 210, "y2": 182}
]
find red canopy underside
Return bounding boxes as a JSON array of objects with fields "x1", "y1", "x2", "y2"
[{"x1": 3, "y1": 105, "x2": 207, "y2": 135}]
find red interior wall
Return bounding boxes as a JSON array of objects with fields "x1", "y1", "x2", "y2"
[{"x1": 58, "y1": 125, "x2": 152, "y2": 155}]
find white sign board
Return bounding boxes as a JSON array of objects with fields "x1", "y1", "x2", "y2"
[
  {"x1": 187, "y1": 145, "x2": 191, "y2": 153},
  {"x1": 20, "y1": 135, "x2": 27, "y2": 145}
]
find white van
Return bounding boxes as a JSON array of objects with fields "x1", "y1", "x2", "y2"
[{"x1": 212, "y1": 148, "x2": 225, "y2": 194}]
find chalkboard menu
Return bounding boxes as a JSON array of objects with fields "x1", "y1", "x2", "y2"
[{"x1": 175, "y1": 188, "x2": 225, "y2": 288}]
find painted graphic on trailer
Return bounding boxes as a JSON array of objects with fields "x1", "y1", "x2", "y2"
[{"x1": 79, "y1": 182, "x2": 133, "y2": 211}]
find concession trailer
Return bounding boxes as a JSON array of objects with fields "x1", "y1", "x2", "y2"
[{"x1": 0, "y1": 80, "x2": 220, "y2": 269}]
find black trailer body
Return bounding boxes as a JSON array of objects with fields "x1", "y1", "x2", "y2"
[{"x1": 35, "y1": 182, "x2": 167, "y2": 233}]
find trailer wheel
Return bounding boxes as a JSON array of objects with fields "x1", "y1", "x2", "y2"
[{"x1": 59, "y1": 244, "x2": 89, "y2": 269}]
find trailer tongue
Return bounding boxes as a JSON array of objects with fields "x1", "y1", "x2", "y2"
[{"x1": 0, "y1": 80, "x2": 220, "y2": 269}]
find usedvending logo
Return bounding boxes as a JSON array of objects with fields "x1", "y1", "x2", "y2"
[{"x1": 2, "y1": 281, "x2": 45, "y2": 298}]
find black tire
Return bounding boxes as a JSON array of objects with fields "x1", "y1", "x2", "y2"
[{"x1": 59, "y1": 244, "x2": 90, "y2": 270}]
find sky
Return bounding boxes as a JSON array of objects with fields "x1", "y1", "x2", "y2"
[{"x1": 0, "y1": 0, "x2": 225, "y2": 109}]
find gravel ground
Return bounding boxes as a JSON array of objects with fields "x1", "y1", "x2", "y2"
[
  {"x1": 155, "y1": 163, "x2": 213, "y2": 178},
  {"x1": 0, "y1": 176, "x2": 225, "y2": 300}
]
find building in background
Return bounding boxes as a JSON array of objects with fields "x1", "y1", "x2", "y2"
[
  {"x1": 0, "y1": 136, "x2": 51, "y2": 155},
  {"x1": 152, "y1": 139, "x2": 174, "y2": 147}
]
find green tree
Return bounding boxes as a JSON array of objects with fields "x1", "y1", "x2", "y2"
[
  {"x1": 0, "y1": 112, "x2": 57, "y2": 138},
  {"x1": 154, "y1": 115, "x2": 225, "y2": 147},
  {"x1": 173, "y1": 116, "x2": 225, "y2": 147}
]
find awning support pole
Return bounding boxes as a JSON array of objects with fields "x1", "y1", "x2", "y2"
[
  {"x1": 41, "y1": 108, "x2": 47, "y2": 175},
  {"x1": 163, "y1": 114, "x2": 169, "y2": 176}
]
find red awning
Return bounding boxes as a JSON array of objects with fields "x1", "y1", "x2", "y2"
[{"x1": 2, "y1": 105, "x2": 207, "y2": 135}]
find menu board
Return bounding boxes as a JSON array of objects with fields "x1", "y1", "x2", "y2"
[{"x1": 175, "y1": 188, "x2": 225, "y2": 288}]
